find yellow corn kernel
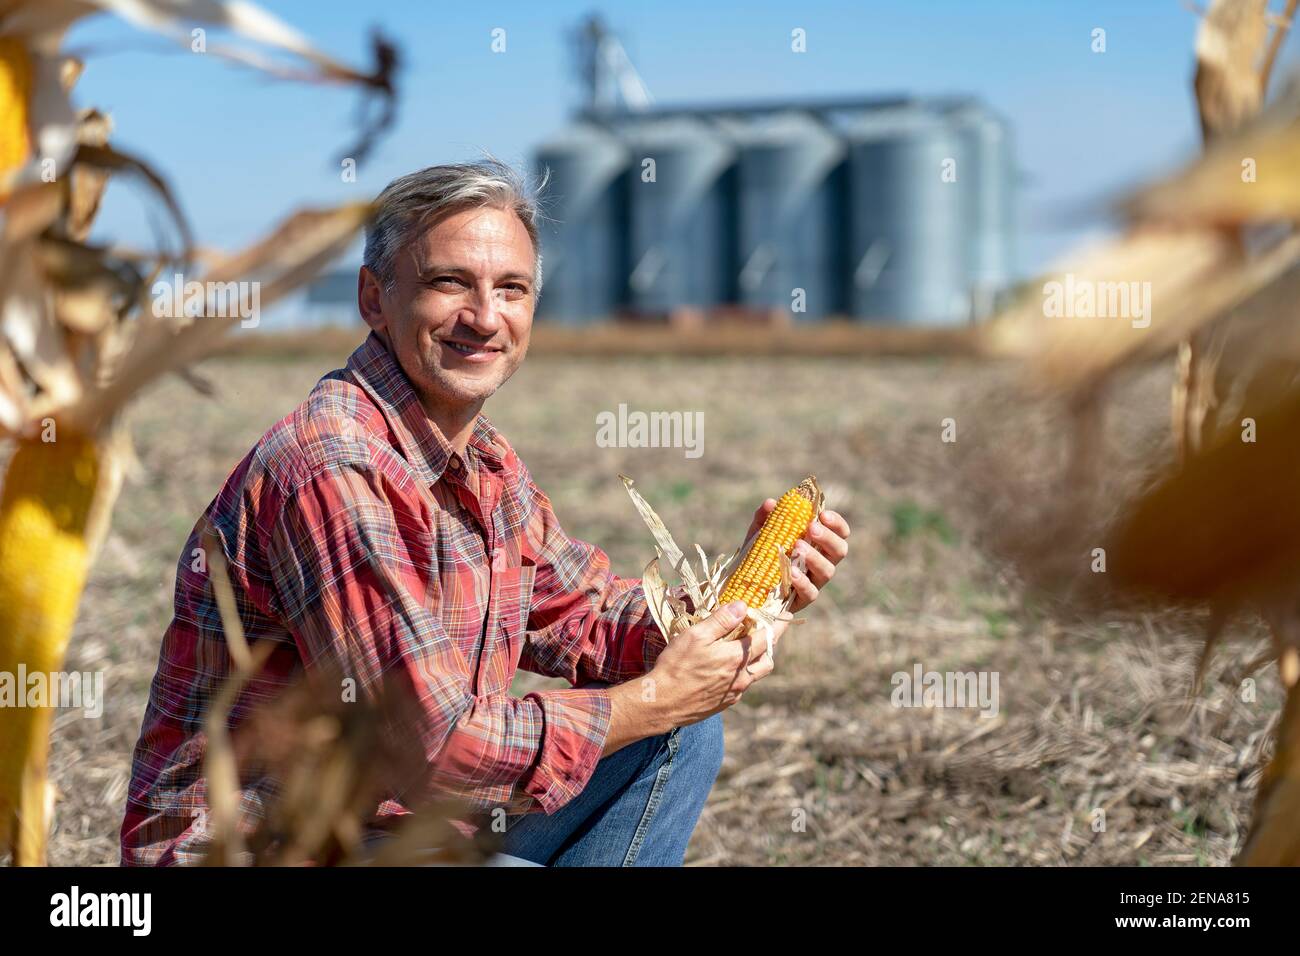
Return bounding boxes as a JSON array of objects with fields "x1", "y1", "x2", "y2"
[
  {"x1": 719, "y1": 477, "x2": 818, "y2": 609},
  {"x1": 0, "y1": 35, "x2": 33, "y2": 185},
  {"x1": 0, "y1": 430, "x2": 101, "y2": 865}
]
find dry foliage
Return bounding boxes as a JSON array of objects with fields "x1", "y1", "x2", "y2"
[
  {"x1": 620, "y1": 473, "x2": 823, "y2": 651},
  {"x1": 981, "y1": 0, "x2": 1300, "y2": 864},
  {"x1": 0, "y1": 0, "x2": 397, "y2": 864}
]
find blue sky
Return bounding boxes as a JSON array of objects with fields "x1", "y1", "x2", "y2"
[{"x1": 67, "y1": 0, "x2": 1300, "y2": 282}]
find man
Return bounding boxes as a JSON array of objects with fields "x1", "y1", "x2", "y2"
[{"x1": 120, "y1": 160, "x2": 851, "y2": 866}]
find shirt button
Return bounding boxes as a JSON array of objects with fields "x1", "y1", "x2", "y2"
[{"x1": 448, "y1": 454, "x2": 461, "y2": 471}]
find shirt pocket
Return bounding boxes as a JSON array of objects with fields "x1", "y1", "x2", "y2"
[{"x1": 473, "y1": 558, "x2": 536, "y2": 695}]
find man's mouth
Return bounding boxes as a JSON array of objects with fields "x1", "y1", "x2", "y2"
[{"x1": 443, "y1": 339, "x2": 501, "y2": 359}]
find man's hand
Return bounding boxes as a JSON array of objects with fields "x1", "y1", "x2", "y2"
[
  {"x1": 649, "y1": 600, "x2": 774, "y2": 727},
  {"x1": 740, "y1": 498, "x2": 851, "y2": 618},
  {"x1": 607, "y1": 502, "x2": 850, "y2": 745},
  {"x1": 605, "y1": 601, "x2": 771, "y2": 749}
]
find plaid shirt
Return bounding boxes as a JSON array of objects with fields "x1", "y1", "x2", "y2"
[{"x1": 120, "y1": 331, "x2": 668, "y2": 865}]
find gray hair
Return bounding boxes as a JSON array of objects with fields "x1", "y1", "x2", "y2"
[{"x1": 363, "y1": 158, "x2": 547, "y2": 296}]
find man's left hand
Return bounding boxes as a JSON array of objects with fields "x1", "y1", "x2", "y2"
[{"x1": 740, "y1": 499, "x2": 851, "y2": 615}]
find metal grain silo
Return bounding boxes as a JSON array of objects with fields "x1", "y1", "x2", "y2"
[
  {"x1": 845, "y1": 107, "x2": 972, "y2": 325},
  {"x1": 947, "y1": 102, "x2": 1015, "y2": 320},
  {"x1": 533, "y1": 123, "x2": 630, "y2": 323},
  {"x1": 734, "y1": 113, "x2": 846, "y2": 320},
  {"x1": 618, "y1": 117, "x2": 737, "y2": 315}
]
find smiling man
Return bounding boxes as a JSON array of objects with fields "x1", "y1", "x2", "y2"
[{"x1": 120, "y1": 159, "x2": 850, "y2": 867}]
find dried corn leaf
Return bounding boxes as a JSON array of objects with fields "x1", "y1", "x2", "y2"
[
  {"x1": 70, "y1": 201, "x2": 372, "y2": 432},
  {"x1": 88, "y1": 0, "x2": 384, "y2": 85},
  {"x1": 1173, "y1": 259, "x2": 1300, "y2": 448},
  {"x1": 0, "y1": 182, "x2": 62, "y2": 242},
  {"x1": 1172, "y1": 327, "x2": 1227, "y2": 460},
  {"x1": 199, "y1": 525, "x2": 274, "y2": 866},
  {"x1": 0, "y1": 346, "x2": 26, "y2": 433},
  {"x1": 1260, "y1": 1, "x2": 1300, "y2": 93},
  {"x1": 983, "y1": 229, "x2": 1300, "y2": 393},
  {"x1": 67, "y1": 108, "x2": 111, "y2": 240},
  {"x1": 1238, "y1": 682, "x2": 1300, "y2": 864},
  {"x1": 2, "y1": 0, "x2": 397, "y2": 196},
  {"x1": 1172, "y1": 0, "x2": 1292, "y2": 468},
  {"x1": 87, "y1": 0, "x2": 397, "y2": 162},
  {"x1": 213, "y1": 641, "x2": 483, "y2": 868},
  {"x1": 1105, "y1": 383, "x2": 1300, "y2": 605},
  {"x1": 1124, "y1": 111, "x2": 1300, "y2": 228},
  {"x1": 1194, "y1": 0, "x2": 1270, "y2": 141},
  {"x1": 79, "y1": 420, "x2": 127, "y2": 567},
  {"x1": 641, "y1": 556, "x2": 673, "y2": 644},
  {"x1": 69, "y1": 143, "x2": 193, "y2": 255},
  {"x1": 0, "y1": 241, "x2": 82, "y2": 409},
  {"x1": 25, "y1": 49, "x2": 78, "y2": 178},
  {"x1": 619, "y1": 474, "x2": 704, "y2": 605},
  {"x1": 6, "y1": 0, "x2": 389, "y2": 89},
  {"x1": 38, "y1": 235, "x2": 144, "y2": 331}
]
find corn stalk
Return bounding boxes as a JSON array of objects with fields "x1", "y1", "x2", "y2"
[
  {"x1": 980, "y1": 0, "x2": 1300, "y2": 866},
  {"x1": 0, "y1": 0, "x2": 397, "y2": 864}
]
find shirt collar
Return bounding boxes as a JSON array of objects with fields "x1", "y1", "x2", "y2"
[{"x1": 345, "y1": 331, "x2": 513, "y2": 487}]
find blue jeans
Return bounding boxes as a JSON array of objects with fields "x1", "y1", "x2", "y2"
[{"x1": 498, "y1": 707, "x2": 725, "y2": 866}]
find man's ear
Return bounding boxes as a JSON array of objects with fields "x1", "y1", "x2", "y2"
[{"x1": 358, "y1": 266, "x2": 388, "y2": 335}]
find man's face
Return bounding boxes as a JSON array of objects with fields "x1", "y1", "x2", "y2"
[{"x1": 361, "y1": 205, "x2": 536, "y2": 413}]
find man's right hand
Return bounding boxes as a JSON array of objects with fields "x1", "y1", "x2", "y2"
[
  {"x1": 601, "y1": 601, "x2": 776, "y2": 756},
  {"x1": 646, "y1": 600, "x2": 775, "y2": 729}
]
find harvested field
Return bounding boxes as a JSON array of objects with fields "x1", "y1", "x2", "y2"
[{"x1": 42, "y1": 336, "x2": 1281, "y2": 866}]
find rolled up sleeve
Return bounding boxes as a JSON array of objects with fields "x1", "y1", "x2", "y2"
[
  {"x1": 518, "y1": 475, "x2": 669, "y2": 687},
  {"x1": 267, "y1": 462, "x2": 611, "y2": 815}
]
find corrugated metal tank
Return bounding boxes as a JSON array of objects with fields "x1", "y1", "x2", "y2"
[
  {"x1": 533, "y1": 123, "x2": 630, "y2": 323},
  {"x1": 733, "y1": 113, "x2": 846, "y2": 320},
  {"x1": 845, "y1": 107, "x2": 972, "y2": 325},
  {"x1": 947, "y1": 102, "x2": 1015, "y2": 320},
  {"x1": 616, "y1": 117, "x2": 737, "y2": 315}
]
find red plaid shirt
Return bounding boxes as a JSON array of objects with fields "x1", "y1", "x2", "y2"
[{"x1": 120, "y1": 331, "x2": 668, "y2": 865}]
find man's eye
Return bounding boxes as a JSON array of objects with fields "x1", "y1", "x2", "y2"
[
  {"x1": 432, "y1": 276, "x2": 465, "y2": 289},
  {"x1": 501, "y1": 284, "x2": 528, "y2": 297}
]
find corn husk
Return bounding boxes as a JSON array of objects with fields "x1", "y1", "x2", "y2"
[{"x1": 620, "y1": 474, "x2": 823, "y2": 650}]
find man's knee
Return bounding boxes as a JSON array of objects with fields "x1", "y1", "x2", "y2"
[{"x1": 674, "y1": 713, "x2": 725, "y2": 782}]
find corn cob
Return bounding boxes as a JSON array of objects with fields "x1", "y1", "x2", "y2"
[
  {"x1": 719, "y1": 477, "x2": 819, "y2": 609},
  {"x1": 0, "y1": 430, "x2": 101, "y2": 865},
  {"x1": 0, "y1": 35, "x2": 33, "y2": 186}
]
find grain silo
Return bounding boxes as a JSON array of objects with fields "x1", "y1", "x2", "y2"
[
  {"x1": 533, "y1": 123, "x2": 630, "y2": 323},
  {"x1": 845, "y1": 106, "x2": 972, "y2": 325},
  {"x1": 733, "y1": 113, "x2": 846, "y2": 321},
  {"x1": 946, "y1": 101, "x2": 1016, "y2": 320},
  {"x1": 530, "y1": 18, "x2": 1019, "y2": 326},
  {"x1": 617, "y1": 117, "x2": 738, "y2": 317}
]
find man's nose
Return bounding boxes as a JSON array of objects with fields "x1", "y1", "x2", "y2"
[{"x1": 458, "y1": 284, "x2": 505, "y2": 333}]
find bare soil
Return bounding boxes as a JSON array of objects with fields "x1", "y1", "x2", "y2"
[{"x1": 41, "y1": 337, "x2": 1280, "y2": 866}]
